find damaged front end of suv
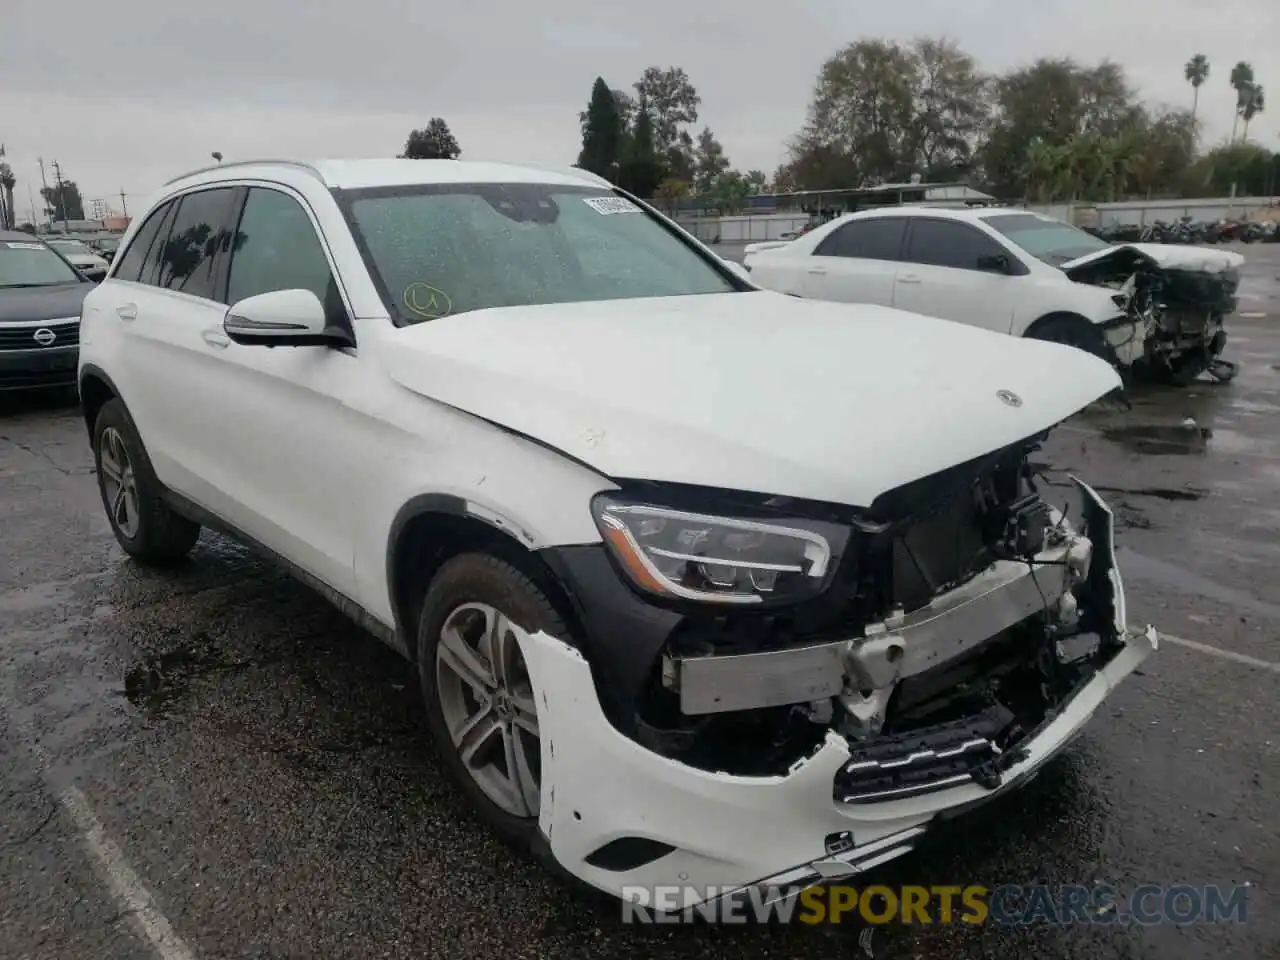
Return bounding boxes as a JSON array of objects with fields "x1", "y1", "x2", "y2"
[
  {"x1": 525, "y1": 432, "x2": 1156, "y2": 908},
  {"x1": 1063, "y1": 244, "x2": 1245, "y2": 385}
]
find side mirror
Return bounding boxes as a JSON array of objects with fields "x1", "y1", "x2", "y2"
[
  {"x1": 977, "y1": 253, "x2": 1012, "y2": 274},
  {"x1": 223, "y1": 289, "x2": 353, "y2": 348}
]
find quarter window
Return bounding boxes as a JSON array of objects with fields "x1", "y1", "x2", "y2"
[
  {"x1": 902, "y1": 219, "x2": 1008, "y2": 271},
  {"x1": 813, "y1": 218, "x2": 906, "y2": 261},
  {"x1": 155, "y1": 187, "x2": 238, "y2": 300},
  {"x1": 226, "y1": 188, "x2": 340, "y2": 318},
  {"x1": 112, "y1": 200, "x2": 175, "y2": 283}
]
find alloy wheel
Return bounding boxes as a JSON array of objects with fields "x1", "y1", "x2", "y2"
[
  {"x1": 99, "y1": 427, "x2": 140, "y2": 540},
  {"x1": 435, "y1": 602, "x2": 541, "y2": 818}
]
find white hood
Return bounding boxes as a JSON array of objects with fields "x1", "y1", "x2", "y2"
[
  {"x1": 380, "y1": 292, "x2": 1120, "y2": 506},
  {"x1": 1061, "y1": 242, "x2": 1245, "y2": 275}
]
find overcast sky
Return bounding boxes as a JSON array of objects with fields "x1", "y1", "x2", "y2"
[{"x1": 1, "y1": 0, "x2": 1274, "y2": 219}]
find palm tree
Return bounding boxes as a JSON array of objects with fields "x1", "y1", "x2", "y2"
[
  {"x1": 0, "y1": 163, "x2": 15, "y2": 230},
  {"x1": 1240, "y1": 83, "x2": 1266, "y2": 142},
  {"x1": 1229, "y1": 62, "x2": 1255, "y2": 142},
  {"x1": 1185, "y1": 54, "x2": 1210, "y2": 133}
]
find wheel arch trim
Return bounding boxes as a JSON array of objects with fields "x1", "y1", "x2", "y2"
[
  {"x1": 384, "y1": 494, "x2": 552, "y2": 648},
  {"x1": 78, "y1": 362, "x2": 126, "y2": 435}
]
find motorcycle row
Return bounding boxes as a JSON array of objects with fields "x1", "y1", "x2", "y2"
[{"x1": 1086, "y1": 216, "x2": 1280, "y2": 244}]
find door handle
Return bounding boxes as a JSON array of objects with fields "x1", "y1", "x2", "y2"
[
  {"x1": 116, "y1": 303, "x2": 137, "y2": 321},
  {"x1": 202, "y1": 329, "x2": 230, "y2": 349},
  {"x1": 806, "y1": 267, "x2": 827, "y2": 275},
  {"x1": 896, "y1": 274, "x2": 921, "y2": 284}
]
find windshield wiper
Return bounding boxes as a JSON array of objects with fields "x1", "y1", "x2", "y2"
[{"x1": 0, "y1": 282, "x2": 66, "y2": 288}]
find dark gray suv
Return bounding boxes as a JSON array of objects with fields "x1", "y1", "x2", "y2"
[{"x1": 0, "y1": 230, "x2": 92, "y2": 393}]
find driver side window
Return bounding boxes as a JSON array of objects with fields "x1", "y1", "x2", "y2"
[{"x1": 226, "y1": 188, "x2": 345, "y2": 323}]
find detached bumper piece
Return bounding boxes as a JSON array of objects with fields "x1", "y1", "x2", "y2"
[{"x1": 835, "y1": 704, "x2": 1013, "y2": 803}]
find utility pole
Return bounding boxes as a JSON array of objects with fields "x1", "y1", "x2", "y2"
[
  {"x1": 119, "y1": 189, "x2": 128, "y2": 217},
  {"x1": 38, "y1": 156, "x2": 50, "y2": 229},
  {"x1": 51, "y1": 159, "x2": 69, "y2": 232}
]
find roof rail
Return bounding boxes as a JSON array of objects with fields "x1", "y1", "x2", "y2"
[{"x1": 162, "y1": 158, "x2": 325, "y2": 187}]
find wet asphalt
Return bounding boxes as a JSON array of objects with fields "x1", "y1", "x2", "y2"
[{"x1": 1, "y1": 244, "x2": 1277, "y2": 960}]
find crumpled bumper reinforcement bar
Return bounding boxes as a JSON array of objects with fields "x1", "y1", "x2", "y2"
[{"x1": 664, "y1": 533, "x2": 1091, "y2": 716}]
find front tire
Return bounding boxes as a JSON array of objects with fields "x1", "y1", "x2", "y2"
[
  {"x1": 417, "y1": 553, "x2": 567, "y2": 850},
  {"x1": 92, "y1": 399, "x2": 201, "y2": 564},
  {"x1": 1027, "y1": 315, "x2": 1111, "y2": 362}
]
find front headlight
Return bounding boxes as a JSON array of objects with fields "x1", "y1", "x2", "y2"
[{"x1": 591, "y1": 495, "x2": 849, "y2": 605}]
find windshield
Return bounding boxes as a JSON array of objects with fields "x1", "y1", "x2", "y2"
[
  {"x1": 0, "y1": 240, "x2": 83, "y2": 286},
  {"x1": 47, "y1": 238, "x2": 93, "y2": 255},
  {"x1": 337, "y1": 183, "x2": 739, "y2": 323},
  {"x1": 980, "y1": 213, "x2": 1112, "y2": 264},
  {"x1": 97, "y1": 238, "x2": 120, "y2": 252}
]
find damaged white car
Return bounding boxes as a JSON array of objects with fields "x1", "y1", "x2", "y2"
[
  {"x1": 743, "y1": 207, "x2": 1244, "y2": 385},
  {"x1": 78, "y1": 159, "x2": 1156, "y2": 911}
]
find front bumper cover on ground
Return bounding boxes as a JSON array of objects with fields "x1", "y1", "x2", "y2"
[{"x1": 514, "y1": 480, "x2": 1157, "y2": 908}]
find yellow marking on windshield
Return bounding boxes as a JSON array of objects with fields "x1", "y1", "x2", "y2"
[{"x1": 403, "y1": 282, "x2": 453, "y2": 320}]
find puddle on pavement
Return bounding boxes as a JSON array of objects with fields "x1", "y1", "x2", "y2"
[
  {"x1": 123, "y1": 646, "x2": 256, "y2": 710},
  {"x1": 1101, "y1": 423, "x2": 1212, "y2": 455},
  {"x1": 1228, "y1": 398, "x2": 1280, "y2": 416}
]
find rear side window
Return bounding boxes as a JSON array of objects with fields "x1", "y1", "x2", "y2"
[
  {"x1": 226, "y1": 188, "x2": 342, "y2": 319},
  {"x1": 814, "y1": 218, "x2": 906, "y2": 260},
  {"x1": 902, "y1": 219, "x2": 1007, "y2": 271},
  {"x1": 155, "y1": 187, "x2": 238, "y2": 301},
  {"x1": 112, "y1": 201, "x2": 174, "y2": 283}
]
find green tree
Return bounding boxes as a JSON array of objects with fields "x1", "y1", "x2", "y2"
[
  {"x1": 744, "y1": 170, "x2": 768, "y2": 193},
  {"x1": 41, "y1": 180, "x2": 84, "y2": 221},
  {"x1": 1184, "y1": 54, "x2": 1209, "y2": 133},
  {"x1": 982, "y1": 58, "x2": 1141, "y2": 197},
  {"x1": 1132, "y1": 110, "x2": 1197, "y2": 197},
  {"x1": 634, "y1": 66, "x2": 700, "y2": 179},
  {"x1": 577, "y1": 77, "x2": 625, "y2": 179},
  {"x1": 653, "y1": 177, "x2": 690, "y2": 215},
  {"x1": 774, "y1": 135, "x2": 861, "y2": 192},
  {"x1": 610, "y1": 89, "x2": 637, "y2": 128},
  {"x1": 909, "y1": 38, "x2": 991, "y2": 178},
  {"x1": 1228, "y1": 62, "x2": 1254, "y2": 142},
  {"x1": 709, "y1": 170, "x2": 752, "y2": 215},
  {"x1": 691, "y1": 127, "x2": 730, "y2": 194},
  {"x1": 1189, "y1": 142, "x2": 1274, "y2": 195},
  {"x1": 800, "y1": 39, "x2": 920, "y2": 184},
  {"x1": 1241, "y1": 83, "x2": 1265, "y2": 142},
  {"x1": 400, "y1": 119, "x2": 461, "y2": 159},
  {"x1": 618, "y1": 97, "x2": 662, "y2": 198}
]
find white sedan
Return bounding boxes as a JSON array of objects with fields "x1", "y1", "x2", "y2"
[{"x1": 743, "y1": 207, "x2": 1245, "y2": 384}]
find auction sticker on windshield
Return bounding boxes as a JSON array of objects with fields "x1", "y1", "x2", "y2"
[
  {"x1": 583, "y1": 197, "x2": 641, "y2": 215},
  {"x1": 6, "y1": 242, "x2": 46, "y2": 250}
]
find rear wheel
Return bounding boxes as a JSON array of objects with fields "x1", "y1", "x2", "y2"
[
  {"x1": 92, "y1": 399, "x2": 201, "y2": 564},
  {"x1": 417, "y1": 553, "x2": 567, "y2": 849}
]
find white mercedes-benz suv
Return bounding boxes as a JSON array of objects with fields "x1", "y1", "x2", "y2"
[{"x1": 77, "y1": 158, "x2": 1156, "y2": 910}]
